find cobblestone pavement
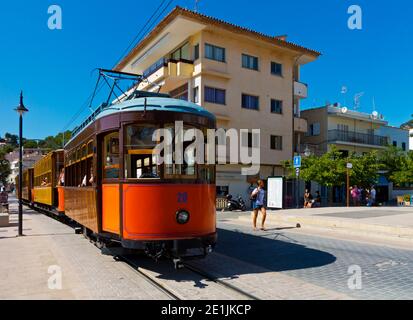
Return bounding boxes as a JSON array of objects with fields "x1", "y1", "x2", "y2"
[
  {"x1": 0, "y1": 200, "x2": 170, "y2": 300},
  {"x1": 213, "y1": 216, "x2": 413, "y2": 300}
]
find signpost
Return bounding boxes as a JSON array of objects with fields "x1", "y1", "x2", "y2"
[
  {"x1": 346, "y1": 163, "x2": 352, "y2": 207},
  {"x1": 293, "y1": 156, "x2": 302, "y2": 168},
  {"x1": 293, "y1": 156, "x2": 302, "y2": 209}
]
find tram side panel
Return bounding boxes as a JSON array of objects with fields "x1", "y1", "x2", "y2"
[
  {"x1": 64, "y1": 187, "x2": 99, "y2": 233},
  {"x1": 33, "y1": 150, "x2": 64, "y2": 209}
]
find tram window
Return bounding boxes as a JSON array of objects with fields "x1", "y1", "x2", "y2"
[
  {"x1": 103, "y1": 132, "x2": 120, "y2": 179},
  {"x1": 198, "y1": 165, "x2": 216, "y2": 184},
  {"x1": 124, "y1": 125, "x2": 161, "y2": 179},
  {"x1": 163, "y1": 124, "x2": 197, "y2": 179},
  {"x1": 87, "y1": 141, "x2": 93, "y2": 156}
]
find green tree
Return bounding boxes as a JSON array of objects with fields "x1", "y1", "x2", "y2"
[
  {"x1": 378, "y1": 146, "x2": 405, "y2": 183},
  {"x1": 390, "y1": 151, "x2": 413, "y2": 186},
  {"x1": 348, "y1": 151, "x2": 381, "y2": 188},
  {"x1": 283, "y1": 147, "x2": 382, "y2": 188},
  {"x1": 283, "y1": 146, "x2": 347, "y2": 187},
  {"x1": 0, "y1": 150, "x2": 11, "y2": 185},
  {"x1": 4, "y1": 133, "x2": 18, "y2": 148},
  {"x1": 24, "y1": 140, "x2": 39, "y2": 149},
  {"x1": 37, "y1": 131, "x2": 72, "y2": 150}
]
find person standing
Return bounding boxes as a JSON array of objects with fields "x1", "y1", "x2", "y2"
[
  {"x1": 351, "y1": 185, "x2": 360, "y2": 206},
  {"x1": 251, "y1": 180, "x2": 267, "y2": 231},
  {"x1": 304, "y1": 189, "x2": 313, "y2": 208},
  {"x1": 368, "y1": 186, "x2": 377, "y2": 207}
]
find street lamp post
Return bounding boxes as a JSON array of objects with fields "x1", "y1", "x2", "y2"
[{"x1": 15, "y1": 91, "x2": 29, "y2": 237}]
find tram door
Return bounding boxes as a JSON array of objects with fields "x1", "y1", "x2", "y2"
[{"x1": 99, "y1": 131, "x2": 121, "y2": 235}]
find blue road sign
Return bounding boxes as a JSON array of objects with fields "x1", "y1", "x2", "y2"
[{"x1": 293, "y1": 156, "x2": 302, "y2": 168}]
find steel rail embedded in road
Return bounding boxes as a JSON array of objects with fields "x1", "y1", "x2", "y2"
[
  {"x1": 117, "y1": 255, "x2": 182, "y2": 301},
  {"x1": 184, "y1": 263, "x2": 260, "y2": 301}
]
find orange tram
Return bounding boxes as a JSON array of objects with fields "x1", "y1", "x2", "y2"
[{"x1": 18, "y1": 90, "x2": 217, "y2": 263}]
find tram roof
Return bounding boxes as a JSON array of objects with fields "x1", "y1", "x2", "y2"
[
  {"x1": 67, "y1": 97, "x2": 215, "y2": 146},
  {"x1": 95, "y1": 97, "x2": 215, "y2": 121}
]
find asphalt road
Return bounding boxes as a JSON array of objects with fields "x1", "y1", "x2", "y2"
[{"x1": 215, "y1": 214, "x2": 413, "y2": 300}]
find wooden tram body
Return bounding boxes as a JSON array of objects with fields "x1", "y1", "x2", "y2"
[
  {"x1": 19, "y1": 94, "x2": 217, "y2": 260},
  {"x1": 16, "y1": 168, "x2": 34, "y2": 203}
]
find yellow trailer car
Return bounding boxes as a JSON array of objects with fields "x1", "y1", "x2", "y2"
[{"x1": 33, "y1": 150, "x2": 64, "y2": 207}]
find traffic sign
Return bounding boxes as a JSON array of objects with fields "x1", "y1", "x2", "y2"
[
  {"x1": 347, "y1": 163, "x2": 353, "y2": 169},
  {"x1": 295, "y1": 168, "x2": 300, "y2": 177},
  {"x1": 293, "y1": 156, "x2": 302, "y2": 168}
]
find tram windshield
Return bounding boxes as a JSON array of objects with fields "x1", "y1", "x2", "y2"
[
  {"x1": 124, "y1": 124, "x2": 161, "y2": 179},
  {"x1": 123, "y1": 123, "x2": 215, "y2": 182}
]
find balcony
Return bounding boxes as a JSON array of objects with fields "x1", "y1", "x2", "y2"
[
  {"x1": 294, "y1": 117, "x2": 308, "y2": 133},
  {"x1": 328, "y1": 130, "x2": 389, "y2": 148},
  {"x1": 139, "y1": 58, "x2": 194, "y2": 91},
  {"x1": 294, "y1": 81, "x2": 308, "y2": 99}
]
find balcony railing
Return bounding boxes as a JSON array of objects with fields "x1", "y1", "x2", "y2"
[
  {"x1": 142, "y1": 58, "x2": 194, "y2": 78},
  {"x1": 328, "y1": 130, "x2": 389, "y2": 147}
]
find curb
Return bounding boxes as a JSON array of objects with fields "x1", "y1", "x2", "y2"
[{"x1": 237, "y1": 214, "x2": 413, "y2": 241}]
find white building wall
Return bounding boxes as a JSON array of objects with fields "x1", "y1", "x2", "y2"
[
  {"x1": 378, "y1": 126, "x2": 410, "y2": 151},
  {"x1": 410, "y1": 129, "x2": 413, "y2": 151}
]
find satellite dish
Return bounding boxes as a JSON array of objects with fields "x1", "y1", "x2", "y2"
[
  {"x1": 372, "y1": 111, "x2": 379, "y2": 119},
  {"x1": 341, "y1": 107, "x2": 348, "y2": 114}
]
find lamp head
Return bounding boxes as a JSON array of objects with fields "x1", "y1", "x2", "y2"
[{"x1": 15, "y1": 91, "x2": 29, "y2": 116}]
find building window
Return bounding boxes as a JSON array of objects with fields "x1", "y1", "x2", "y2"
[
  {"x1": 242, "y1": 94, "x2": 259, "y2": 110},
  {"x1": 270, "y1": 135, "x2": 283, "y2": 150},
  {"x1": 242, "y1": 54, "x2": 259, "y2": 71},
  {"x1": 194, "y1": 44, "x2": 200, "y2": 60},
  {"x1": 193, "y1": 87, "x2": 199, "y2": 104},
  {"x1": 205, "y1": 43, "x2": 226, "y2": 62},
  {"x1": 271, "y1": 61, "x2": 283, "y2": 76},
  {"x1": 271, "y1": 99, "x2": 283, "y2": 114},
  {"x1": 242, "y1": 132, "x2": 260, "y2": 148},
  {"x1": 103, "y1": 132, "x2": 120, "y2": 179},
  {"x1": 402, "y1": 142, "x2": 407, "y2": 151},
  {"x1": 205, "y1": 86, "x2": 226, "y2": 105},
  {"x1": 308, "y1": 123, "x2": 321, "y2": 136},
  {"x1": 171, "y1": 42, "x2": 190, "y2": 61},
  {"x1": 170, "y1": 84, "x2": 189, "y2": 101}
]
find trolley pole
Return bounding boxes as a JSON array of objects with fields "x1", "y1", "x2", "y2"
[{"x1": 15, "y1": 91, "x2": 29, "y2": 237}]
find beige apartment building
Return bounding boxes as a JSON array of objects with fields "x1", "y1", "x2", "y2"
[
  {"x1": 301, "y1": 104, "x2": 411, "y2": 156},
  {"x1": 115, "y1": 7, "x2": 320, "y2": 199},
  {"x1": 301, "y1": 104, "x2": 413, "y2": 204}
]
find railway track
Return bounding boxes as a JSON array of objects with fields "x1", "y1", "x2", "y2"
[
  {"x1": 183, "y1": 263, "x2": 260, "y2": 301},
  {"x1": 119, "y1": 254, "x2": 259, "y2": 301},
  {"x1": 118, "y1": 255, "x2": 182, "y2": 300}
]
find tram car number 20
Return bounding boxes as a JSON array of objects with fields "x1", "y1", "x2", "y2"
[{"x1": 177, "y1": 192, "x2": 188, "y2": 204}]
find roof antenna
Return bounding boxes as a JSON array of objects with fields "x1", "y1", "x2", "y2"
[{"x1": 194, "y1": 0, "x2": 200, "y2": 12}]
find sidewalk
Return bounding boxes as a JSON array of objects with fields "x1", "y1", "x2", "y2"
[
  {"x1": 233, "y1": 206, "x2": 413, "y2": 244},
  {"x1": 0, "y1": 197, "x2": 170, "y2": 300}
]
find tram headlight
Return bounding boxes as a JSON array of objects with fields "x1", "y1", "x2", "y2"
[{"x1": 176, "y1": 210, "x2": 190, "y2": 225}]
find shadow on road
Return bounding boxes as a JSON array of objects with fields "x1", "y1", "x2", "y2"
[
  {"x1": 213, "y1": 228, "x2": 336, "y2": 272},
  {"x1": 114, "y1": 227, "x2": 337, "y2": 290}
]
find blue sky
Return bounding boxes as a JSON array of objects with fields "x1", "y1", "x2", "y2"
[{"x1": 0, "y1": 0, "x2": 412, "y2": 139}]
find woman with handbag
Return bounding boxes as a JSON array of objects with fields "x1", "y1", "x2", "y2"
[{"x1": 251, "y1": 180, "x2": 267, "y2": 231}]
